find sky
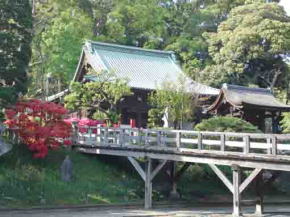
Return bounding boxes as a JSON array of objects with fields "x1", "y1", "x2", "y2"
[{"x1": 280, "y1": 0, "x2": 290, "y2": 15}]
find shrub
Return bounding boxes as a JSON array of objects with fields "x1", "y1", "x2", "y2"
[{"x1": 194, "y1": 116, "x2": 260, "y2": 133}]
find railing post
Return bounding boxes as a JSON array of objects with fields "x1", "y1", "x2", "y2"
[
  {"x1": 104, "y1": 127, "x2": 109, "y2": 145},
  {"x1": 198, "y1": 132, "x2": 203, "y2": 150},
  {"x1": 138, "y1": 128, "x2": 142, "y2": 144},
  {"x1": 176, "y1": 132, "x2": 181, "y2": 148},
  {"x1": 119, "y1": 129, "x2": 124, "y2": 146},
  {"x1": 144, "y1": 130, "x2": 149, "y2": 145},
  {"x1": 266, "y1": 138, "x2": 271, "y2": 154},
  {"x1": 220, "y1": 134, "x2": 225, "y2": 152},
  {"x1": 272, "y1": 136, "x2": 277, "y2": 155},
  {"x1": 71, "y1": 121, "x2": 78, "y2": 145},
  {"x1": 243, "y1": 135, "x2": 250, "y2": 154},
  {"x1": 88, "y1": 127, "x2": 92, "y2": 146},
  {"x1": 157, "y1": 131, "x2": 162, "y2": 146}
]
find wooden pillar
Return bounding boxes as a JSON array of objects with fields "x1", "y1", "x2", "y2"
[
  {"x1": 169, "y1": 161, "x2": 180, "y2": 199},
  {"x1": 255, "y1": 173, "x2": 264, "y2": 216},
  {"x1": 145, "y1": 158, "x2": 152, "y2": 209},
  {"x1": 232, "y1": 165, "x2": 241, "y2": 217}
]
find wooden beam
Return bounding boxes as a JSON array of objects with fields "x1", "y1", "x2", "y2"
[
  {"x1": 128, "y1": 157, "x2": 145, "y2": 181},
  {"x1": 209, "y1": 164, "x2": 233, "y2": 193},
  {"x1": 232, "y1": 165, "x2": 241, "y2": 217},
  {"x1": 145, "y1": 158, "x2": 152, "y2": 209},
  {"x1": 77, "y1": 147, "x2": 290, "y2": 172},
  {"x1": 174, "y1": 162, "x2": 191, "y2": 181},
  {"x1": 151, "y1": 160, "x2": 167, "y2": 181},
  {"x1": 239, "y1": 168, "x2": 262, "y2": 194}
]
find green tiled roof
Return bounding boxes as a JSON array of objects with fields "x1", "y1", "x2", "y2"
[{"x1": 75, "y1": 41, "x2": 219, "y2": 95}]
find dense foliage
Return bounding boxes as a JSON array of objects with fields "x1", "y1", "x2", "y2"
[
  {"x1": 148, "y1": 77, "x2": 197, "y2": 129},
  {"x1": 0, "y1": 0, "x2": 32, "y2": 106},
  {"x1": 64, "y1": 71, "x2": 132, "y2": 125},
  {"x1": 194, "y1": 116, "x2": 260, "y2": 133},
  {"x1": 30, "y1": 0, "x2": 290, "y2": 98},
  {"x1": 4, "y1": 99, "x2": 71, "y2": 158},
  {"x1": 200, "y1": 3, "x2": 290, "y2": 90}
]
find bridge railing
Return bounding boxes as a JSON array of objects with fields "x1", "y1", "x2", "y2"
[{"x1": 74, "y1": 126, "x2": 290, "y2": 157}]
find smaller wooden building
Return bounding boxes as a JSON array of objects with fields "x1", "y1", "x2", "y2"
[{"x1": 207, "y1": 84, "x2": 290, "y2": 133}]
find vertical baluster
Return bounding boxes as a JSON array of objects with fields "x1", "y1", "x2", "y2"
[
  {"x1": 176, "y1": 131, "x2": 181, "y2": 149},
  {"x1": 157, "y1": 131, "x2": 162, "y2": 146},
  {"x1": 198, "y1": 132, "x2": 202, "y2": 150},
  {"x1": 88, "y1": 127, "x2": 92, "y2": 146},
  {"x1": 220, "y1": 134, "x2": 225, "y2": 152},
  {"x1": 272, "y1": 136, "x2": 277, "y2": 155},
  {"x1": 266, "y1": 138, "x2": 271, "y2": 154},
  {"x1": 243, "y1": 135, "x2": 250, "y2": 154},
  {"x1": 138, "y1": 128, "x2": 142, "y2": 144},
  {"x1": 145, "y1": 130, "x2": 149, "y2": 146},
  {"x1": 104, "y1": 127, "x2": 109, "y2": 145}
]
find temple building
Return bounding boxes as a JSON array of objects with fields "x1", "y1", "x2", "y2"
[
  {"x1": 207, "y1": 84, "x2": 290, "y2": 133},
  {"x1": 49, "y1": 41, "x2": 218, "y2": 127}
]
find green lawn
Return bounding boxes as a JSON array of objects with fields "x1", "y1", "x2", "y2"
[{"x1": 0, "y1": 144, "x2": 143, "y2": 208}]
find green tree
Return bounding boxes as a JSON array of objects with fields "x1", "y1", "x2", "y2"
[
  {"x1": 148, "y1": 76, "x2": 197, "y2": 129},
  {"x1": 164, "y1": 0, "x2": 250, "y2": 79},
  {"x1": 0, "y1": 0, "x2": 32, "y2": 106},
  {"x1": 194, "y1": 116, "x2": 260, "y2": 133},
  {"x1": 200, "y1": 2, "x2": 290, "y2": 89},
  {"x1": 64, "y1": 71, "x2": 132, "y2": 125},
  {"x1": 29, "y1": 0, "x2": 93, "y2": 98},
  {"x1": 99, "y1": 0, "x2": 168, "y2": 48}
]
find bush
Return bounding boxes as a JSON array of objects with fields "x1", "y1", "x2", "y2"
[{"x1": 194, "y1": 116, "x2": 260, "y2": 133}]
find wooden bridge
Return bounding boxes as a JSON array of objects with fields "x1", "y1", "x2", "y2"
[{"x1": 72, "y1": 126, "x2": 290, "y2": 217}]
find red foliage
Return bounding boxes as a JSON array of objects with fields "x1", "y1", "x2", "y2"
[{"x1": 4, "y1": 99, "x2": 72, "y2": 158}]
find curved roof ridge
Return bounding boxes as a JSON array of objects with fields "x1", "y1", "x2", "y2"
[
  {"x1": 223, "y1": 83, "x2": 271, "y2": 94},
  {"x1": 86, "y1": 40, "x2": 175, "y2": 56}
]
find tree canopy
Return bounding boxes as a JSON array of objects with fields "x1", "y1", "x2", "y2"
[
  {"x1": 200, "y1": 2, "x2": 290, "y2": 89},
  {"x1": 148, "y1": 76, "x2": 197, "y2": 129},
  {"x1": 0, "y1": 0, "x2": 32, "y2": 106},
  {"x1": 64, "y1": 71, "x2": 132, "y2": 125}
]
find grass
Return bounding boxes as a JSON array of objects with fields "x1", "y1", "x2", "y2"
[{"x1": 0, "y1": 144, "x2": 143, "y2": 208}]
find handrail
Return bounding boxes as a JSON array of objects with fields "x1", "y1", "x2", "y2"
[{"x1": 73, "y1": 126, "x2": 290, "y2": 157}]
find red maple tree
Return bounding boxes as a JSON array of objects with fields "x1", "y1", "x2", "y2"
[{"x1": 4, "y1": 99, "x2": 72, "y2": 158}]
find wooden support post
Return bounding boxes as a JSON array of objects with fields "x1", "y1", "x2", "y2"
[
  {"x1": 128, "y1": 157, "x2": 145, "y2": 181},
  {"x1": 169, "y1": 161, "x2": 179, "y2": 199},
  {"x1": 255, "y1": 173, "x2": 264, "y2": 216},
  {"x1": 232, "y1": 165, "x2": 241, "y2": 217},
  {"x1": 209, "y1": 164, "x2": 233, "y2": 193},
  {"x1": 169, "y1": 162, "x2": 191, "y2": 199},
  {"x1": 239, "y1": 168, "x2": 262, "y2": 194},
  {"x1": 145, "y1": 158, "x2": 152, "y2": 209},
  {"x1": 151, "y1": 160, "x2": 167, "y2": 181}
]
